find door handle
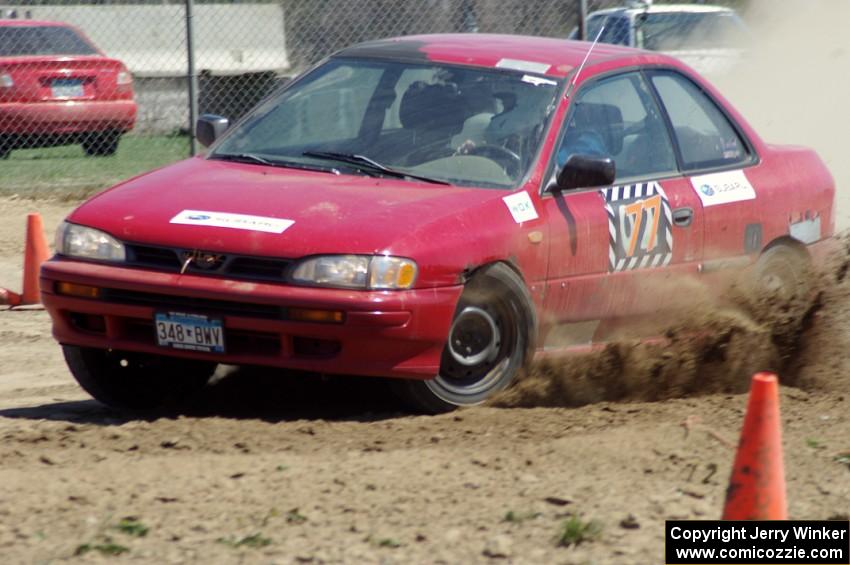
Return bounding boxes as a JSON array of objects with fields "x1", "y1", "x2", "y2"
[{"x1": 672, "y1": 207, "x2": 694, "y2": 227}]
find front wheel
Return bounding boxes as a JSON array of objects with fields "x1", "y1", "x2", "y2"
[
  {"x1": 393, "y1": 263, "x2": 536, "y2": 413},
  {"x1": 63, "y1": 346, "x2": 216, "y2": 411}
]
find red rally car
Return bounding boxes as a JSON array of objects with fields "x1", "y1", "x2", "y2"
[
  {"x1": 0, "y1": 19, "x2": 137, "y2": 158},
  {"x1": 41, "y1": 34, "x2": 834, "y2": 413}
]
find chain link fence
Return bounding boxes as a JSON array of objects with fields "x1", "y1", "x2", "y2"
[{"x1": 0, "y1": 0, "x2": 746, "y2": 198}]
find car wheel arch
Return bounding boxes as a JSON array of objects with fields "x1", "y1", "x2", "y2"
[
  {"x1": 460, "y1": 257, "x2": 526, "y2": 284},
  {"x1": 457, "y1": 259, "x2": 538, "y2": 352},
  {"x1": 761, "y1": 235, "x2": 810, "y2": 261}
]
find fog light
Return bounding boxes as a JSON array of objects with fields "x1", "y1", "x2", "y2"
[
  {"x1": 288, "y1": 308, "x2": 344, "y2": 324},
  {"x1": 56, "y1": 281, "x2": 100, "y2": 298},
  {"x1": 70, "y1": 312, "x2": 106, "y2": 333}
]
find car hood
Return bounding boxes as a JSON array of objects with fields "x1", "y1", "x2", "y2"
[{"x1": 69, "y1": 157, "x2": 508, "y2": 259}]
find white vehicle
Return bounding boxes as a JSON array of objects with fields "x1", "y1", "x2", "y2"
[{"x1": 569, "y1": 2, "x2": 749, "y2": 76}]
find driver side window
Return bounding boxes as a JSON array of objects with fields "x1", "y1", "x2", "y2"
[{"x1": 557, "y1": 72, "x2": 677, "y2": 184}]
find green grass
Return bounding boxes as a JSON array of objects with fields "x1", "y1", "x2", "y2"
[
  {"x1": 0, "y1": 134, "x2": 190, "y2": 200},
  {"x1": 503, "y1": 510, "x2": 542, "y2": 523},
  {"x1": 556, "y1": 515, "x2": 603, "y2": 548},
  {"x1": 217, "y1": 533, "x2": 272, "y2": 549},
  {"x1": 285, "y1": 508, "x2": 308, "y2": 524},
  {"x1": 377, "y1": 538, "x2": 402, "y2": 548},
  {"x1": 74, "y1": 541, "x2": 130, "y2": 556},
  {"x1": 113, "y1": 517, "x2": 149, "y2": 538}
]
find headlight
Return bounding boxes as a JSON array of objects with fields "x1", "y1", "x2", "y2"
[
  {"x1": 290, "y1": 255, "x2": 417, "y2": 290},
  {"x1": 56, "y1": 221, "x2": 125, "y2": 262},
  {"x1": 368, "y1": 256, "x2": 417, "y2": 289}
]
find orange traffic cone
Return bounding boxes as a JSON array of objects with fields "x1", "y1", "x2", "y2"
[
  {"x1": 20, "y1": 213, "x2": 50, "y2": 305},
  {"x1": 0, "y1": 287, "x2": 22, "y2": 306},
  {"x1": 722, "y1": 372, "x2": 787, "y2": 520}
]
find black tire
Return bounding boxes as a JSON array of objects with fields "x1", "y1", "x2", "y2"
[
  {"x1": 393, "y1": 263, "x2": 536, "y2": 413},
  {"x1": 0, "y1": 137, "x2": 11, "y2": 159},
  {"x1": 82, "y1": 131, "x2": 120, "y2": 156},
  {"x1": 747, "y1": 244, "x2": 811, "y2": 308},
  {"x1": 63, "y1": 346, "x2": 216, "y2": 411}
]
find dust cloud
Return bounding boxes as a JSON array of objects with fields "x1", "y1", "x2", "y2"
[{"x1": 713, "y1": 0, "x2": 850, "y2": 228}]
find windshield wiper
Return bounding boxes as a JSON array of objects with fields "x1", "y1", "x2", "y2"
[
  {"x1": 302, "y1": 151, "x2": 450, "y2": 185},
  {"x1": 211, "y1": 152, "x2": 340, "y2": 175}
]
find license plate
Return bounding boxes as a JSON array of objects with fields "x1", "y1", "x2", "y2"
[
  {"x1": 155, "y1": 312, "x2": 225, "y2": 353},
  {"x1": 51, "y1": 78, "x2": 84, "y2": 98}
]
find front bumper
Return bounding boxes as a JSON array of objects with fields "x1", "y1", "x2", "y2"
[
  {"x1": 0, "y1": 100, "x2": 137, "y2": 135},
  {"x1": 41, "y1": 259, "x2": 462, "y2": 379}
]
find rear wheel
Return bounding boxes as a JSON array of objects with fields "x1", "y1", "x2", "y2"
[
  {"x1": 63, "y1": 346, "x2": 215, "y2": 411},
  {"x1": 747, "y1": 244, "x2": 811, "y2": 309},
  {"x1": 82, "y1": 131, "x2": 121, "y2": 156},
  {"x1": 393, "y1": 263, "x2": 536, "y2": 413}
]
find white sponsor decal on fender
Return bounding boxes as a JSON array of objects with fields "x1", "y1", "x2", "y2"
[
  {"x1": 170, "y1": 210, "x2": 294, "y2": 234},
  {"x1": 502, "y1": 191, "x2": 539, "y2": 224},
  {"x1": 690, "y1": 169, "x2": 756, "y2": 207}
]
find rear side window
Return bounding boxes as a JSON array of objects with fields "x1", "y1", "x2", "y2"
[
  {"x1": 650, "y1": 71, "x2": 749, "y2": 171},
  {"x1": 0, "y1": 26, "x2": 97, "y2": 57}
]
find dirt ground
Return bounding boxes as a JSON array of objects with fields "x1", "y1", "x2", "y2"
[{"x1": 0, "y1": 197, "x2": 848, "y2": 564}]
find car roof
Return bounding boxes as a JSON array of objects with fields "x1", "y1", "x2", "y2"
[
  {"x1": 335, "y1": 33, "x2": 663, "y2": 77},
  {"x1": 0, "y1": 19, "x2": 75, "y2": 27}
]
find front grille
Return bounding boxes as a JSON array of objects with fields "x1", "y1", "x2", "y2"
[
  {"x1": 228, "y1": 256, "x2": 290, "y2": 279},
  {"x1": 102, "y1": 288, "x2": 284, "y2": 319},
  {"x1": 125, "y1": 244, "x2": 292, "y2": 282},
  {"x1": 129, "y1": 245, "x2": 181, "y2": 269}
]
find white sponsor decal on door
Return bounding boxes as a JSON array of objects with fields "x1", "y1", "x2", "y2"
[
  {"x1": 690, "y1": 169, "x2": 756, "y2": 207},
  {"x1": 170, "y1": 210, "x2": 294, "y2": 234},
  {"x1": 502, "y1": 191, "x2": 539, "y2": 224}
]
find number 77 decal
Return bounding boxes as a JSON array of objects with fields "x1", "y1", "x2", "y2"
[
  {"x1": 600, "y1": 182, "x2": 673, "y2": 272},
  {"x1": 622, "y1": 194, "x2": 662, "y2": 257}
]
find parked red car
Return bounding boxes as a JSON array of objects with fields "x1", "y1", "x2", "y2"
[
  {"x1": 0, "y1": 19, "x2": 136, "y2": 158},
  {"x1": 42, "y1": 34, "x2": 834, "y2": 413}
]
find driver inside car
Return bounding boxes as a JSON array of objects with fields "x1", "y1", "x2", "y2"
[
  {"x1": 556, "y1": 101, "x2": 621, "y2": 169},
  {"x1": 398, "y1": 80, "x2": 469, "y2": 165}
]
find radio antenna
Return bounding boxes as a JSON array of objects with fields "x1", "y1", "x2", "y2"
[{"x1": 566, "y1": 25, "x2": 605, "y2": 98}]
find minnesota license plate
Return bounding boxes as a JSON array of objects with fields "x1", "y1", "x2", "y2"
[
  {"x1": 51, "y1": 78, "x2": 84, "y2": 98},
  {"x1": 155, "y1": 312, "x2": 225, "y2": 353}
]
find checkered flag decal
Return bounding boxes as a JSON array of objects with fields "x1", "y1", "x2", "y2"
[{"x1": 600, "y1": 182, "x2": 673, "y2": 273}]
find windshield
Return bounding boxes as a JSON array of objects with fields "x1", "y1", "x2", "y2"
[
  {"x1": 0, "y1": 26, "x2": 97, "y2": 56},
  {"x1": 212, "y1": 57, "x2": 563, "y2": 188},
  {"x1": 637, "y1": 12, "x2": 748, "y2": 50}
]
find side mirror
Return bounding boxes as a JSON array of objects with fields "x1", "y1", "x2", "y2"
[
  {"x1": 555, "y1": 154, "x2": 616, "y2": 191},
  {"x1": 196, "y1": 114, "x2": 229, "y2": 147}
]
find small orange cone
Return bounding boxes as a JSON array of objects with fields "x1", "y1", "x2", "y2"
[
  {"x1": 20, "y1": 213, "x2": 50, "y2": 305},
  {"x1": 0, "y1": 287, "x2": 22, "y2": 306},
  {"x1": 722, "y1": 372, "x2": 787, "y2": 520}
]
